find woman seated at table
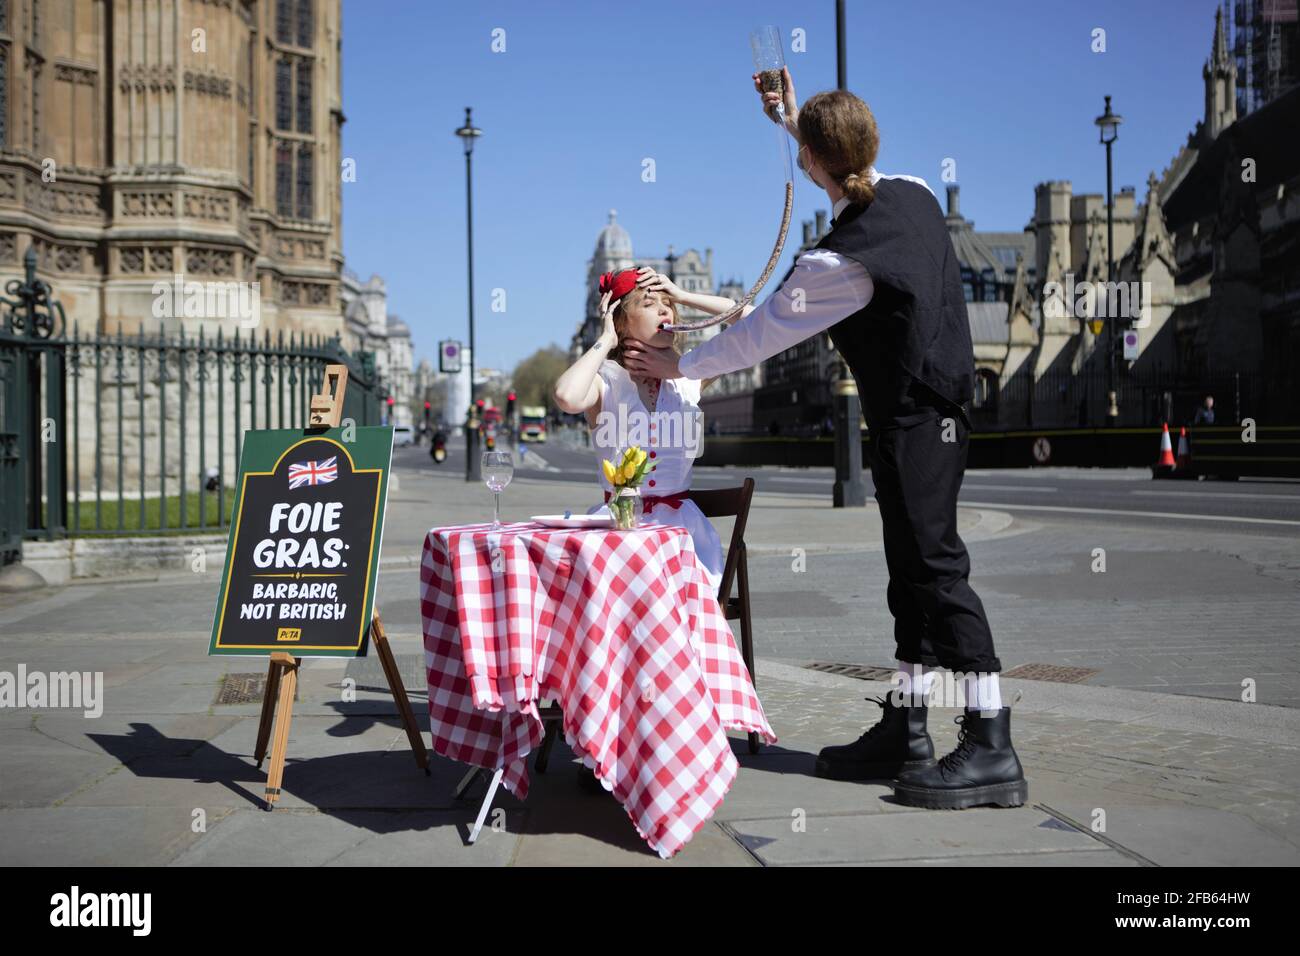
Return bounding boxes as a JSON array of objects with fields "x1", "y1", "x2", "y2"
[{"x1": 554, "y1": 266, "x2": 749, "y2": 595}]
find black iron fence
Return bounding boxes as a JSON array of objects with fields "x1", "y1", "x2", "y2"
[
  {"x1": 971, "y1": 366, "x2": 1264, "y2": 430},
  {"x1": 61, "y1": 325, "x2": 384, "y2": 538},
  {"x1": 1, "y1": 250, "x2": 385, "y2": 561}
]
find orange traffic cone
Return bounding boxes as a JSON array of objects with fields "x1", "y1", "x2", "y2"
[
  {"x1": 1153, "y1": 422, "x2": 1176, "y2": 477},
  {"x1": 1175, "y1": 427, "x2": 1191, "y2": 471}
]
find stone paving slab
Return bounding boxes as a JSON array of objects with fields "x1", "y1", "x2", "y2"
[
  {"x1": 170, "y1": 807, "x2": 522, "y2": 867},
  {"x1": 724, "y1": 806, "x2": 1107, "y2": 866}
]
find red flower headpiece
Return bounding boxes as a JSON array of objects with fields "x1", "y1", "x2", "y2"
[{"x1": 598, "y1": 268, "x2": 639, "y2": 303}]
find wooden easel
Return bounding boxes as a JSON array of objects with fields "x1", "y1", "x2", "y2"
[{"x1": 252, "y1": 363, "x2": 429, "y2": 811}]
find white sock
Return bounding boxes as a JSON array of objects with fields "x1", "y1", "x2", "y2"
[
  {"x1": 970, "y1": 672, "x2": 1002, "y2": 713},
  {"x1": 894, "y1": 661, "x2": 936, "y2": 704}
]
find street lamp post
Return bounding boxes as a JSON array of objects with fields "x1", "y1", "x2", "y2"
[
  {"x1": 830, "y1": 0, "x2": 866, "y2": 507},
  {"x1": 1095, "y1": 95, "x2": 1123, "y2": 426},
  {"x1": 456, "y1": 107, "x2": 483, "y2": 481}
]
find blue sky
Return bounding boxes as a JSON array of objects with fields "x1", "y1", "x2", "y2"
[{"x1": 340, "y1": 0, "x2": 1230, "y2": 372}]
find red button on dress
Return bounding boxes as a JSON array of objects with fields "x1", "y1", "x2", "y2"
[
  {"x1": 649, "y1": 451, "x2": 656, "y2": 458},
  {"x1": 648, "y1": 479, "x2": 656, "y2": 487}
]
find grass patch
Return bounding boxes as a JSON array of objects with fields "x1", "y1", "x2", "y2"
[{"x1": 66, "y1": 493, "x2": 233, "y2": 534}]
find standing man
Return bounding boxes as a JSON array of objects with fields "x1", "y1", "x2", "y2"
[
  {"x1": 1193, "y1": 395, "x2": 1216, "y2": 425},
  {"x1": 624, "y1": 67, "x2": 1026, "y2": 810}
]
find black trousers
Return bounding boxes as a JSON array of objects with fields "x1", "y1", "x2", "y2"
[{"x1": 867, "y1": 407, "x2": 1001, "y2": 673}]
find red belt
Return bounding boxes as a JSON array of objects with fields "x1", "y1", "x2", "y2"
[{"x1": 603, "y1": 489, "x2": 690, "y2": 511}]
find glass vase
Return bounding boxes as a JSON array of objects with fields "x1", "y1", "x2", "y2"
[{"x1": 610, "y1": 486, "x2": 643, "y2": 530}]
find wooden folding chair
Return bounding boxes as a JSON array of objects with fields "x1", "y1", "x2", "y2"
[
  {"x1": 533, "y1": 476, "x2": 760, "y2": 772},
  {"x1": 682, "y1": 477, "x2": 760, "y2": 754}
]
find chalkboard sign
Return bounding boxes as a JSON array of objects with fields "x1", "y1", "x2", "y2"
[{"x1": 208, "y1": 426, "x2": 393, "y2": 658}]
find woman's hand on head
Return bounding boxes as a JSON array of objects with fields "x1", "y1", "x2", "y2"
[
  {"x1": 598, "y1": 289, "x2": 617, "y2": 346},
  {"x1": 622, "y1": 339, "x2": 682, "y2": 380},
  {"x1": 753, "y1": 65, "x2": 799, "y2": 141},
  {"x1": 635, "y1": 266, "x2": 684, "y2": 303}
]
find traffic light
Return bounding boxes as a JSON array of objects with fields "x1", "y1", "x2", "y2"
[
  {"x1": 386, "y1": 396, "x2": 395, "y2": 406},
  {"x1": 506, "y1": 391, "x2": 516, "y2": 417}
]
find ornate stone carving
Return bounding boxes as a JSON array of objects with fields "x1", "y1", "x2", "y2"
[
  {"x1": 184, "y1": 70, "x2": 233, "y2": 99},
  {"x1": 149, "y1": 246, "x2": 174, "y2": 271},
  {"x1": 0, "y1": 233, "x2": 17, "y2": 262},
  {"x1": 54, "y1": 63, "x2": 98, "y2": 86},
  {"x1": 29, "y1": 179, "x2": 102, "y2": 217},
  {"x1": 36, "y1": 241, "x2": 86, "y2": 273},
  {"x1": 185, "y1": 246, "x2": 236, "y2": 276},
  {"x1": 280, "y1": 280, "x2": 331, "y2": 306},
  {"x1": 182, "y1": 192, "x2": 233, "y2": 221},
  {"x1": 118, "y1": 64, "x2": 176, "y2": 94},
  {"x1": 119, "y1": 246, "x2": 145, "y2": 273},
  {"x1": 272, "y1": 235, "x2": 328, "y2": 260},
  {"x1": 121, "y1": 190, "x2": 175, "y2": 217}
]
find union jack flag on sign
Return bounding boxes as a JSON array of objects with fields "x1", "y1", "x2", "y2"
[{"x1": 288, "y1": 456, "x2": 338, "y2": 489}]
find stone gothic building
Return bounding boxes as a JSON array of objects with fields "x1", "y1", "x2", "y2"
[
  {"x1": 961, "y1": 7, "x2": 1296, "y2": 428},
  {"x1": 341, "y1": 269, "x2": 414, "y2": 427},
  {"x1": 0, "y1": 0, "x2": 346, "y2": 339},
  {"x1": 0, "y1": 1, "x2": 370, "y2": 506}
]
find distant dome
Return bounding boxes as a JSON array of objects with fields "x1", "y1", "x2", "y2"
[{"x1": 594, "y1": 209, "x2": 632, "y2": 259}]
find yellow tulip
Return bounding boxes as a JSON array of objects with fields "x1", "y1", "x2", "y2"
[
  {"x1": 601, "y1": 459, "x2": 618, "y2": 484},
  {"x1": 622, "y1": 462, "x2": 637, "y2": 482}
]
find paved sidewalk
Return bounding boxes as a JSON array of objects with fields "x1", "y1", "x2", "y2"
[
  {"x1": 1, "y1": 645, "x2": 1295, "y2": 865},
  {"x1": 0, "y1": 459, "x2": 1296, "y2": 865}
]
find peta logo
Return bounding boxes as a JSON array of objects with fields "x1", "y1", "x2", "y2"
[{"x1": 49, "y1": 886, "x2": 151, "y2": 936}]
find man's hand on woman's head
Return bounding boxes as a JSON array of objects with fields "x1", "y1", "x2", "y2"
[{"x1": 622, "y1": 339, "x2": 682, "y2": 380}]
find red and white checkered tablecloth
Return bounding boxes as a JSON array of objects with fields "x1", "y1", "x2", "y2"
[{"x1": 419, "y1": 519, "x2": 776, "y2": 858}]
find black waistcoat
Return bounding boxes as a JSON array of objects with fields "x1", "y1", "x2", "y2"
[{"x1": 815, "y1": 178, "x2": 975, "y2": 424}]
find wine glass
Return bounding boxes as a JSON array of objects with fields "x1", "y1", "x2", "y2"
[{"x1": 482, "y1": 451, "x2": 514, "y2": 530}]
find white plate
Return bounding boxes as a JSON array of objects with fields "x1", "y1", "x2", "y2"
[{"x1": 530, "y1": 513, "x2": 615, "y2": 529}]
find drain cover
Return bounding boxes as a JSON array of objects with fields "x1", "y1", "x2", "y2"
[
  {"x1": 215, "y1": 673, "x2": 267, "y2": 705},
  {"x1": 1002, "y1": 663, "x2": 1099, "y2": 684},
  {"x1": 803, "y1": 662, "x2": 898, "y2": 681}
]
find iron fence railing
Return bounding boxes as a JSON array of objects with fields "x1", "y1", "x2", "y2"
[
  {"x1": 972, "y1": 366, "x2": 1265, "y2": 430},
  {"x1": 58, "y1": 325, "x2": 383, "y2": 536}
]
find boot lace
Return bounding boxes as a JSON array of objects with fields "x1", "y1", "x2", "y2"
[
  {"x1": 857, "y1": 696, "x2": 892, "y2": 741},
  {"x1": 937, "y1": 714, "x2": 979, "y2": 776}
]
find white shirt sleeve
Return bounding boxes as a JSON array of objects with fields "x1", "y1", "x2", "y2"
[{"x1": 677, "y1": 250, "x2": 874, "y2": 381}]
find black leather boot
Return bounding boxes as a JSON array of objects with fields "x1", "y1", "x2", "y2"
[
  {"x1": 815, "y1": 696, "x2": 936, "y2": 781},
  {"x1": 892, "y1": 707, "x2": 1028, "y2": 809}
]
